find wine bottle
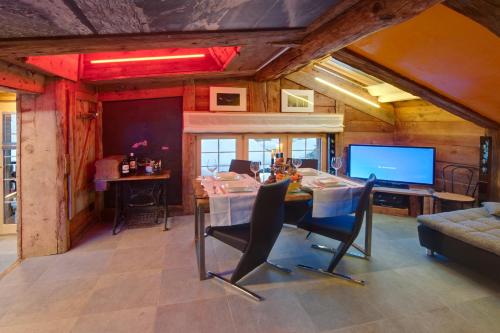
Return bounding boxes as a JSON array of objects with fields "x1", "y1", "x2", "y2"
[
  {"x1": 128, "y1": 152, "x2": 137, "y2": 175},
  {"x1": 120, "y1": 158, "x2": 130, "y2": 177}
]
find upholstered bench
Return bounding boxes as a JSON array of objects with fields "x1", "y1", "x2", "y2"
[{"x1": 417, "y1": 206, "x2": 500, "y2": 279}]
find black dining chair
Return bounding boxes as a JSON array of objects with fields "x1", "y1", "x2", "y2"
[
  {"x1": 229, "y1": 159, "x2": 254, "y2": 177},
  {"x1": 297, "y1": 174, "x2": 376, "y2": 285},
  {"x1": 286, "y1": 158, "x2": 319, "y2": 170},
  {"x1": 205, "y1": 179, "x2": 291, "y2": 301}
]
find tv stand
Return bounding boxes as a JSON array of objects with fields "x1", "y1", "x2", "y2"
[
  {"x1": 374, "y1": 181, "x2": 409, "y2": 189},
  {"x1": 372, "y1": 186, "x2": 434, "y2": 217}
]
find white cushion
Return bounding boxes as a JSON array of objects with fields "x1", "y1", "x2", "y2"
[{"x1": 482, "y1": 202, "x2": 500, "y2": 217}]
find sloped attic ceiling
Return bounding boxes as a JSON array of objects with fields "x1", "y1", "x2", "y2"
[{"x1": 348, "y1": 4, "x2": 500, "y2": 124}]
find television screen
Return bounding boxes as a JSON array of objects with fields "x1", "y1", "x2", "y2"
[{"x1": 348, "y1": 144, "x2": 435, "y2": 185}]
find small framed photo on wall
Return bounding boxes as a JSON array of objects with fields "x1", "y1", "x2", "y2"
[
  {"x1": 209, "y1": 87, "x2": 247, "y2": 111},
  {"x1": 281, "y1": 89, "x2": 314, "y2": 113}
]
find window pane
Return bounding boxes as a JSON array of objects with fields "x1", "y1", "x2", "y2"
[
  {"x1": 248, "y1": 152, "x2": 262, "y2": 163},
  {"x1": 264, "y1": 138, "x2": 280, "y2": 150},
  {"x1": 219, "y1": 139, "x2": 236, "y2": 152},
  {"x1": 201, "y1": 152, "x2": 218, "y2": 166},
  {"x1": 219, "y1": 152, "x2": 236, "y2": 166},
  {"x1": 292, "y1": 138, "x2": 305, "y2": 150},
  {"x1": 248, "y1": 139, "x2": 263, "y2": 151},
  {"x1": 201, "y1": 139, "x2": 218, "y2": 152},
  {"x1": 306, "y1": 138, "x2": 318, "y2": 151},
  {"x1": 291, "y1": 151, "x2": 306, "y2": 159},
  {"x1": 218, "y1": 165, "x2": 230, "y2": 172}
]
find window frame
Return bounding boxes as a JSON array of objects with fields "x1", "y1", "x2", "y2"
[{"x1": 195, "y1": 133, "x2": 328, "y2": 176}]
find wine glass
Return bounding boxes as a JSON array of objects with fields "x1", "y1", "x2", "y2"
[
  {"x1": 250, "y1": 161, "x2": 261, "y2": 182},
  {"x1": 292, "y1": 158, "x2": 302, "y2": 169},
  {"x1": 206, "y1": 158, "x2": 217, "y2": 178},
  {"x1": 331, "y1": 156, "x2": 343, "y2": 176}
]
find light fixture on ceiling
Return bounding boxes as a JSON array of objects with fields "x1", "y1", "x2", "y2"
[
  {"x1": 90, "y1": 53, "x2": 206, "y2": 64},
  {"x1": 314, "y1": 77, "x2": 380, "y2": 109}
]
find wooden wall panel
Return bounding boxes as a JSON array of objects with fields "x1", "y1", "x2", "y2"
[{"x1": 393, "y1": 100, "x2": 485, "y2": 193}]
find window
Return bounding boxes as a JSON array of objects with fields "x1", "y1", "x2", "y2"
[
  {"x1": 247, "y1": 137, "x2": 280, "y2": 173},
  {"x1": 2, "y1": 113, "x2": 16, "y2": 225},
  {"x1": 291, "y1": 137, "x2": 322, "y2": 166},
  {"x1": 200, "y1": 138, "x2": 237, "y2": 175}
]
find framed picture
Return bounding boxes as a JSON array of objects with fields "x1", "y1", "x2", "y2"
[
  {"x1": 281, "y1": 89, "x2": 314, "y2": 113},
  {"x1": 209, "y1": 87, "x2": 247, "y2": 111}
]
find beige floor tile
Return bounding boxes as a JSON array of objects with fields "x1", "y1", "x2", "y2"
[
  {"x1": 72, "y1": 306, "x2": 157, "y2": 333},
  {"x1": 327, "y1": 307, "x2": 479, "y2": 333},
  {"x1": 38, "y1": 250, "x2": 114, "y2": 282},
  {"x1": 227, "y1": 287, "x2": 318, "y2": 333},
  {"x1": 0, "y1": 277, "x2": 97, "y2": 327},
  {"x1": 159, "y1": 267, "x2": 227, "y2": 305},
  {"x1": 0, "y1": 255, "x2": 57, "y2": 286},
  {"x1": 0, "y1": 318, "x2": 78, "y2": 333},
  {"x1": 292, "y1": 279, "x2": 384, "y2": 331},
  {"x1": 82, "y1": 269, "x2": 161, "y2": 314},
  {"x1": 154, "y1": 297, "x2": 235, "y2": 333},
  {"x1": 450, "y1": 295, "x2": 500, "y2": 333},
  {"x1": 117, "y1": 226, "x2": 167, "y2": 249},
  {"x1": 395, "y1": 263, "x2": 500, "y2": 307},
  {"x1": 105, "y1": 245, "x2": 166, "y2": 274},
  {"x1": 353, "y1": 269, "x2": 447, "y2": 318}
]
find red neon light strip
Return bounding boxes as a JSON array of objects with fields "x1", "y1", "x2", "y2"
[{"x1": 90, "y1": 54, "x2": 205, "y2": 64}]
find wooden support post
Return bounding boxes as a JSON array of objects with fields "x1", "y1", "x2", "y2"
[{"x1": 18, "y1": 79, "x2": 69, "y2": 257}]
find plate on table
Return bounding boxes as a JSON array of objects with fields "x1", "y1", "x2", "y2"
[
  {"x1": 221, "y1": 182, "x2": 255, "y2": 193},
  {"x1": 297, "y1": 168, "x2": 318, "y2": 176},
  {"x1": 316, "y1": 178, "x2": 347, "y2": 188},
  {"x1": 214, "y1": 172, "x2": 241, "y2": 181}
]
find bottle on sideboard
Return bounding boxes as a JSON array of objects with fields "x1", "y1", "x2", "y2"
[
  {"x1": 120, "y1": 158, "x2": 130, "y2": 177},
  {"x1": 128, "y1": 152, "x2": 137, "y2": 175}
]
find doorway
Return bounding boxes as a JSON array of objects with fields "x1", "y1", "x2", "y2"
[{"x1": 0, "y1": 91, "x2": 17, "y2": 272}]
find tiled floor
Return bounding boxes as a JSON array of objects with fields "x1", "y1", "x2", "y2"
[
  {"x1": 0, "y1": 234, "x2": 17, "y2": 273},
  {"x1": 0, "y1": 214, "x2": 498, "y2": 333}
]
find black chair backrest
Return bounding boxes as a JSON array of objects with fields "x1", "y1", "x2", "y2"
[
  {"x1": 286, "y1": 158, "x2": 319, "y2": 170},
  {"x1": 349, "y1": 174, "x2": 376, "y2": 243},
  {"x1": 229, "y1": 159, "x2": 254, "y2": 177},
  {"x1": 441, "y1": 165, "x2": 477, "y2": 196},
  {"x1": 230, "y1": 179, "x2": 290, "y2": 282}
]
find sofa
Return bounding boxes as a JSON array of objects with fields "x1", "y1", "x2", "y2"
[{"x1": 417, "y1": 205, "x2": 500, "y2": 279}]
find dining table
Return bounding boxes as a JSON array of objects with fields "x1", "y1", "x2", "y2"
[{"x1": 193, "y1": 171, "x2": 374, "y2": 280}]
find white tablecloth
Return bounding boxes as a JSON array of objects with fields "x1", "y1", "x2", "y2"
[
  {"x1": 301, "y1": 173, "x2": 364, "y2": 218},
  {"x1": 201, "y1": 172, "x2": 364, "y2": 226}
]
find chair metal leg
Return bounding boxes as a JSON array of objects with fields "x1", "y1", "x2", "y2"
[
  {"x1": 208, "y1": 271, "x2": 264, "y2": 301},
  {"x1": 296, "y1": 264, "x2": 365, "y2": 285},
  {"x1": 266, "y1": 260, "x2": 292, "y2": 274},
  {"x1": 305, "y1": 231, "x2": 312, "y2": 240},
  {"x1": 311, "y1": 243, "x2": 368, "y2": 260}
]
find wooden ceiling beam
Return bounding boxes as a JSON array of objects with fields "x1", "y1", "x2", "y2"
[
  {"x1": 444, "y1": 0, "x2": 499, "y2": 36},
  {"x1": 334, "y1": 48, "x2": 500, "y2": 129},
  {"x1": 0, "y1": 28, "x2": 306, "y2": 58},
  {"x1": 0, "y1": 60, "x2": 45, "y2": 94},
  {"x1": 255, "y1": 0, "x2": 443, "y2": 81}
]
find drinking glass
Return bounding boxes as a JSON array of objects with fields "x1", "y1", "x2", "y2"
[
  {"x1": 250, "y1": 161, "x2": 261, "y2": 181},
  {"x1": 206, "y1": 158, "x2": 217, "y2": 178},
  {"x1": 331, "y1": 156, "x2": 343, "y2": 176},
  {"x1": 292, "y1": 158, "x2": 302, "y2": 169}
]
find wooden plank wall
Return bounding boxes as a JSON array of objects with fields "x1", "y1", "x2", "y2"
[{"x1": 393, "y1": 100, "x2": 485, "y2": 192}]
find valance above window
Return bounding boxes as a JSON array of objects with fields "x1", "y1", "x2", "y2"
[{"x1": 183, "y1": 112, "x2": 343, "y2": 133}]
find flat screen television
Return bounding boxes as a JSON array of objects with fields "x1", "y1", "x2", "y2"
[{"x1": 347, "y1": 144, "x2": 436, "y2": 186}]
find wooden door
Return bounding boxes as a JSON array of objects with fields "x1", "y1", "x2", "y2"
[{"x1": 69, "y1": 93, "x2": 102, "y2": 237}]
